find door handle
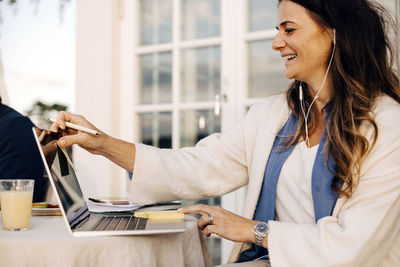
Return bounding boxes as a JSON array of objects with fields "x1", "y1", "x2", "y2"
[{"x1": 214, "y1": 93, "x2": 227, "y2": 116}]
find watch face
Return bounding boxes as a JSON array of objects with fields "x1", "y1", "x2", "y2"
[{"x1": 256, "y1": 222, "x2": 268, "y2": 233}]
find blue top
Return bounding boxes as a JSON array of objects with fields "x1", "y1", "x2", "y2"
[
  {"x1": 238, "y1": 106, "x2": 339, "y2": 262},
  {"x1": 0, "y1": 102, "x2": 46, "y2": 202}
]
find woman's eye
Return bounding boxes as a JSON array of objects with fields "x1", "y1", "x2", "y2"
[{"x1": 285, "y1": 28, "x2": 295, "y2": 34}]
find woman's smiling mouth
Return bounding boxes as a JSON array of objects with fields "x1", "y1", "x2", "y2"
[{"x1": 282, "y1": 54, "x2": 297, "y2": 64}]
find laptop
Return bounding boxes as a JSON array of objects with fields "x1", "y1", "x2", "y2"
[{"x1": 32, "y1": 127, "x2": 186, "y2": 237}]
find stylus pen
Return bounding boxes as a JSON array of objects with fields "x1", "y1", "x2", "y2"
[{"x1": 49, "y1": 118, "x2": 101, "y2": 136}]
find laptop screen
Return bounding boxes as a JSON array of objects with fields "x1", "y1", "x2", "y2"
[{"x1": 34, "y1": 128, "x2": 89, "y2": 226}]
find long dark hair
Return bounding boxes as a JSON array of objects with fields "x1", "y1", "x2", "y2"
[{"x1": 278, "y1": 0, "x2": 400, "y2": 197}]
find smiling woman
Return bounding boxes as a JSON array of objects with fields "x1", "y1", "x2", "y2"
[
  {"x1": 49, "y1": 0, "x2": 399, "y2": 266},
  {"x1": 276, "y1": 0, "x2": 400, "y2": 199},
  {"x1": 273, "y1": 1, "x2": 335, "y2": 86}
]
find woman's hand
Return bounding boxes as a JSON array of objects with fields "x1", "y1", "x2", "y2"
[
  {"x1": 178, "y1": 204, "x2": 259, "y2": 244},
  {"x1": 50, "y1": 111, "x2": 110, "y2": 155},
  {"x1": 50, "y1": 111, "x2": 136, "y2": 172}
]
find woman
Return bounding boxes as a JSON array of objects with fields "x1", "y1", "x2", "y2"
[{"x1": 51, "y1": 0, "x2": 400, "y2": 266}]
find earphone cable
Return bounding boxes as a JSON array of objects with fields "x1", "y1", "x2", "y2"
[{"x1": 300, "y1": 33, "x2": 336, "y2": 147}]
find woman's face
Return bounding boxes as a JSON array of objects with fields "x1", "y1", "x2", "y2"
[{"x1": 272, "y1": 0, "x2": 333, "y2": 84}]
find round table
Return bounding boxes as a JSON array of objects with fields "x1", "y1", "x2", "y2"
[{"x1": 0, "y1": 213, "x2": 212, "y2": 267}]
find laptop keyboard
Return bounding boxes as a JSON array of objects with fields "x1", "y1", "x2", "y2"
[{"x1": 92, "y1": 216, "x2": 148, "y2": 231}]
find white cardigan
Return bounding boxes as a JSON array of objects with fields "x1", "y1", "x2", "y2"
[{"x1": 130, "y1": 93, "x2": 400, "y2": 267}]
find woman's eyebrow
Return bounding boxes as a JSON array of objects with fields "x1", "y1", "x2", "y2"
[{"x1": 276, "y1": 20, "x2": 297, "y2": 30}]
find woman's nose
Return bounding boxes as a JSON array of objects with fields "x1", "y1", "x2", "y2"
[{"x1": 272, "y1": 33, "x2": 285, "y2": 51}]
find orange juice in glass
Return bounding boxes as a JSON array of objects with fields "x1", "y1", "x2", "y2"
[{"x1": 0, "y1": 180, "x2": 34, "y2": 231}]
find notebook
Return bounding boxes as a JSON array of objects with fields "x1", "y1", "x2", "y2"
[{"x1": 32, "y1": 127, "x2": 185, "y2": 237}]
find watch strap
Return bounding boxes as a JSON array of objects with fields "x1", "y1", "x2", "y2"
[
  {"x1": 255, "y1": 234, "x2": 265, "y2": 246},
  {"x1": 254, "y1": 222, "x2": 269, "y2": 247}
]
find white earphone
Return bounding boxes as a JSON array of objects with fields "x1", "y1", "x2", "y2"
[
  {"x1": 299, "y1": 28, "x2": 336, "y2": 146},
  {"x1": 333, "y1": 28, "x2": 336, "y2": 46}
]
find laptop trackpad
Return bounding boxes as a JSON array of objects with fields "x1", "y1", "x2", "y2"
[{"x1": 146, "y1": 219, "x2": 185, "y2": 230}]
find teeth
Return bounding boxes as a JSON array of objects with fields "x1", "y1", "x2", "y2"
[{"x1": 283, "y1": 54, "x2": 297, "y2": 60}]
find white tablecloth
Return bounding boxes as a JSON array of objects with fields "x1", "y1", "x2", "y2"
[{"x1": 0, "y1": 214, "x2": 212, "y2": 267}]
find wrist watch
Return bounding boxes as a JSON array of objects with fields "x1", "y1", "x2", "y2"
[{"x1": 254, "y1": 221, "x2": 269, "y2": 247}]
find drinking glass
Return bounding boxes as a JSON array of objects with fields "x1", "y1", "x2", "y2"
[{"x1": 0, "y1": 179, "x2": 35, "y2": 231}]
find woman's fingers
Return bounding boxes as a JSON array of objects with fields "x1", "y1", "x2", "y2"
[
  {"x1": 198, "y1": 213, "x2": 216, "y2": 230},
  {"x1": 50, "y1": 111, "x2": 68, "y2": 132},
  {"x1": 58, "y1": 134, "x2": 85, "y2": 147},
  {"x1": 179, "y1": 204, "x2": 224, "y2": 236},
  {"x1": 203, "y1": 225, "x2": 217, "y2": 237},
  {"x1": 48, "y1": 111, "x2": 104, "y2": 150},
  {"x1": 179, "y1": 204, "x2": 257, "y2": 243},
  {"x1": 50, "y1": 111, "x2": 92, "y2": 132},
  {"x1": 179, "y1": 204, "x2": 218, "y2": 231},
  {"x1": 178, "y1": 204, "x2": 213, "y2": 215}
]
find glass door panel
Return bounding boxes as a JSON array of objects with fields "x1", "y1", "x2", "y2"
[
  {"x1": 179, "y1": 44, "x2": 222, "y2": 265},
  {"x1": 181, "y1": 0, "x2": 221, "y2": 40},
  {"x1": 133, "y1": 0, "x2": 224, "y2": 264},
  {"x1": 179, "y1": 108, "x2": 221, "y2": 265},
  {"x1": 180, "y1": 109, "x2": 221, "y2": 147},
  {"x1": 138, "y1": 112, "x2": 172, "y2": 148},
  {"x1": 248, "y1": 40, "x2": 289, "y2": 98},
  {"x1": 139, "y1": 0, "x2": 173, "y2": 45},
  {"x1": 181, "y1": 46, "x2": 221, "y2": 102},
  {"x1": 248, "y1": 0, "x2": 278, "y2": 31},
  {"x1": 179, "y1": 2, "x2": 222, "y2": 264},
  {"x1": 138, "y1": 52, "x2": 173, "y2": 104}
]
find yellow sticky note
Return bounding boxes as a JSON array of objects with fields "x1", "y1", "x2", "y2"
[{"x1": 134, "y1": 210, "x2": 184, "y2": 220}]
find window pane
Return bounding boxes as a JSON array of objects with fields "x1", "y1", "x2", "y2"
[
  {"x1": 180, "y1": 109, "x2": 220, "y2": 147},
  {"x1": 138, "y1": 52, "x2": 172, "y2": 104},
  {"x1": 181, "y1": 0, "x2": 221, "y2": 40},
  {"x1": 139, "y1": 0, "x2": 172, "y2": 45},
  {"x1": 181, "y1": 46, "x2": 221, "y2": 102},
  {"x1": 248, "y1": 0, "x2": 278, "y2": 32},
  {"x1": 138, "y1": 112, "x2": 172, "y2": 148},
  {"x1": 248, "y1": 40, "x2": 289, "y2": 98}
]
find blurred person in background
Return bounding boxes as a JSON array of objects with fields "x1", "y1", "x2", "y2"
[{"x1": 0, "y1": 96, "x2": 49, "y2": 202}]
